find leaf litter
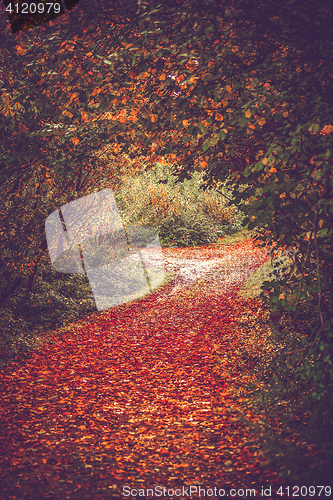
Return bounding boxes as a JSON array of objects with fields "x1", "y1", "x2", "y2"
[{"x1": 0, "y1": 238, "x2": 291, "y2": 499}]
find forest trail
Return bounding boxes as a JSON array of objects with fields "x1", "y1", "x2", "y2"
[{"x1": 0, "y1": 239, "x2": 289, "y2": 499}]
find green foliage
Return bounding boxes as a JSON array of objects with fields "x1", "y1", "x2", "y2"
[
  {"x1": 29, "y1": 267, "x2": 96, "y2": 326},
  {"x1": 245, "y1": 317, "x2": 333, "y2": 484},
  {"x1": 239, "y1": 246, "x2": 333, "y2": 482},
  {"x1": 115, "y1": 163, "x2": 243, "y2": 247},
  {"x1": 0, "y1": 264, "x2": 95, "y2": 364}
]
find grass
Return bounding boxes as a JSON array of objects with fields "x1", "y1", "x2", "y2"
[
  {"x1": 211, "y1": 228, "x2": 293, "y2": 301},
  {"x1": 239, "y1": 261, "x2": 276, "y2": 298},
  {"x1": 211, "y1": 228, "x2": 269, "y2": 298},
  {"x1": 214, "y1": 227, "x2": 253, "y2": 247}
]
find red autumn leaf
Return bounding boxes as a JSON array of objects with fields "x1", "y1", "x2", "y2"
[{"x1": 0, "y1": 237, "x2": 295, "y2": 497}]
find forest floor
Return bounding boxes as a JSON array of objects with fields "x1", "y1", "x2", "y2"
[{"x1": 0, "y1": 236, "x2": 294, "y2": 500}]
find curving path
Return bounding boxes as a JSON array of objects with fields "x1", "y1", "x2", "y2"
[{"x1": 0, "y1": 239, "x2": 290, "y2": 500}]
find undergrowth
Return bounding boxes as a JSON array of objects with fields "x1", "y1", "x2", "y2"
[
  {"x1": 115, "y1": 163, "x2": 244, "y2": 247},
  {"x1": 0, "y1": 266, "x2": 95, "y2": 366},
  {"x1": 237, "y1": 266, "x2": 333, "y2": 485}
]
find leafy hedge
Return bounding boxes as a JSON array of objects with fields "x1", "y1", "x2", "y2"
[
  {"x1": 246, "y1": 321, "x2": 333, "y2": 484},
  {"x1": 237, "y1": 250, "x2": 333, "y2": 484},
  {"x1": 116, "y1": 163, "x2": 243, "y2": 247}
]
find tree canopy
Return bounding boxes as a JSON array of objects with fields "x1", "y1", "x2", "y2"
[{"x1": 1, "y1": 0, "x2": 333, "y2": 331}]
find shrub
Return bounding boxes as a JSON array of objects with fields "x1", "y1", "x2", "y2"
[
  {"x1": 115, "y1": 163, "x2": 243, "y2": 247},
  {"x1": 0, "y1": 264, "x2": 95, "y2": 365},
  {"x1": 241, "y1": 306, "x2": 333, "y2": 484}
]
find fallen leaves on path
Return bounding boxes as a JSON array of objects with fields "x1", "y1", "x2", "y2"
[{"x1": 0, "y1": 239, "x2": 289, "y2": 499}]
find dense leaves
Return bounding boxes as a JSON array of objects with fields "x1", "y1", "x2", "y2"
[
  {"x1": 116, "y1": 164, "x2": 243, "y2": 247},
  {"x1": 0, "y1": 240, "x2": 292, "y2": 499},
  {"x1": 1, "y1": 0, "x2": 333, "y2": 329},
  {"x1": 1, "y1": 0, "x2": 333, "y2": 494}
]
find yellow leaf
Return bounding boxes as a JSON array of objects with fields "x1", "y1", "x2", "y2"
[
  {"x1": 182, "y1": 119, "x2": 189, "y2": 127},
  {"x1": 68, "y1": 92, "x2": 79, "y2": 104},
  {"x1": 245, "y1": 109, "x2": 251, "y2": 118},
  {"x1": 258, "y1": 118, "x2": 266, "y2": 126}
]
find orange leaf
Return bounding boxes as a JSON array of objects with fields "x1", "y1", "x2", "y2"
[
  {"x1": 80, "y1": 111, "x2": 89, "y2": 122},
  {"x1": 62, "y1": 110, "x2": 73, "y2": 118},
  {"x1": 320, "y1": 124, "x2": 333, "y2": 135}
]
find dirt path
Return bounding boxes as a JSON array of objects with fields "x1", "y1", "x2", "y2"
[
  {"x1": 0, "y1": 240, "x2": 289, "y2": 499},
  {"x1": 161, "y1": 240, "x2": 267, "y2": 297}
]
